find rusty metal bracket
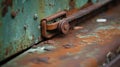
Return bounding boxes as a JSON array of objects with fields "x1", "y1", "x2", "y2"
[{"x1": 41, "y1": 11, "x2": 67, "y2": 38}]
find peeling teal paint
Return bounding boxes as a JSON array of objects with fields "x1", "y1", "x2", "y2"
[{"x1": 0, "y1": 0, "x2": 98, "y2": 62}]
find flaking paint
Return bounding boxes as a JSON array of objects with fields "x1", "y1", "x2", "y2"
[{"x1": 0, "y1": 0, "x2": 98, "y2": 62}]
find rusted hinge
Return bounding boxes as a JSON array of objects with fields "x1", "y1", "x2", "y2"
[{"x1": 41, "y1": 11, "x2": 70, "y2": 39}]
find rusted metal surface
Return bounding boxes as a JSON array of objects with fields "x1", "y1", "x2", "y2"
[
  {"x1": 0, "y1": 0, "x2": 42, "y2": 62},
  {"x1": 1, "y1": 0, "x2": 94, "y2": 62},
  {"x1": 1, "y1": 0, "x2": 13, "y2": 17},
  {"x1": 2, "y1": 2, "x2": 120, "y2": 67},
  {"x1": 3, "y1": 25, "x2": 120, "y2": 67},
  {"x1": 61, "y1": 0, "x2": 113, "y2": 23},
  {"x1": 41, "y1": 0, "x2": 112, "y2": 39}
]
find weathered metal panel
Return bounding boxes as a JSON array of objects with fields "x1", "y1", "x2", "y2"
[
  {"x1": 2, "y1": 3, "x2": 120, "y2": 66},
  {"x1": 0, "y1": 0, "x2": 41, "y2": 62},
  {"x1": 0, "y1": 0, "x2": 98, "y2": 62}
]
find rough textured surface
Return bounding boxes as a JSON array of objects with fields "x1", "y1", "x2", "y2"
[
  {"x1": 2, "y1": 2, "x2": 120, "y2": 67},
  {"x1": 0, "y1": 0, "x2": 93, "y2": 62}
]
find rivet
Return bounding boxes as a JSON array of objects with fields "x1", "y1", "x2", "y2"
[{"x1": 33, "y1": 14, "x2": 38, "y2": 20}]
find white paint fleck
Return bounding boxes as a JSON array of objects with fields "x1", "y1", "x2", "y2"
[{"x1": 96, "y1": 18, "x2": 107, "y2": 23}]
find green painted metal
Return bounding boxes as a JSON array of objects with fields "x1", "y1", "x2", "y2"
[
  {"x1": 0, "y1": 0, "x2": 98, "y2": 62},
  {"x1": 76, "y1": 0, "x2": 88, "y2": 8},
  {"x1": 0, "y1": 0, "x2": 41, "y2": 62}
]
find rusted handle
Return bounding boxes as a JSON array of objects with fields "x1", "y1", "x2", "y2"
[
  {"x1": 41, "y1": 20, "x2": 56, "y2": 38},
  {"x1": 41, "y1": 11, "x2": 67, "y2": 38}
]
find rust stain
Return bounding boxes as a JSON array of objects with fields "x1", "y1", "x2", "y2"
[
  {"x1": 69, "y1": 0, "x2": 75, "y2": 10},
  {"x1": 80, "y1": 58, "x2": 98, "y2": 67},
  {"x1": 5, "y1": 46, "x2": 13, "y2": 57},
  {"x1": 96, "y1": 29, "x2": 120, "y2": 45},
  {"x1": 80, "y1": 2, "x2": 92, "y2": 10},
  {"x1": 67, "y1": 2, "x2": 92, "y2": 16},
  {"x1": 11, "y1": 11, "x2": 17, "y2": 19},
  {"x1": 2, "y1": 1, "x2": 120, "y2": 67},
  {"x1": 1, "y1": 0, "x2": 13, "y2": 7},
  {"x1": 2, "y1": 6, "x2": 8, "y2": 17},
  {"x1": 1, "y1": 0, "x2": 13, "y2": 17}
]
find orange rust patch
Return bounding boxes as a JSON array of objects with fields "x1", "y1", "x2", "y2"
[{"x1": 80, "y1": 58, "x2": 98, "y2": 67}]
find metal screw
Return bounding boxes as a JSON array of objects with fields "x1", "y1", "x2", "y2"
[
  {"x1": 11, "y1": 11, "x2": 17, "y2": 19},
  {"x1": 33, "y1": 14, "x2": 38, "y2": 20}
]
